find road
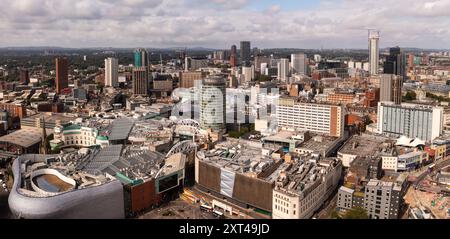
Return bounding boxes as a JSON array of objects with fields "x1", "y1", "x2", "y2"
[
  {"x1": 314, "y1": 189, "x2": 338, "y2": 219},
  {"x1": 413, "y1": 159, "x2": 450, "y2": 188}
]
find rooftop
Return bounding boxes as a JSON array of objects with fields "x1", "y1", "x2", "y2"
[
  {"x1": 273, "y1": 158, "x2": 342, "y2": 198},
  {"x1": 108, "y1": 118, "x2": 134, "y2": 141},
  {"x1": 196, "y1": 139, "x2": 269, "y2": 175},
  {"x1": 339, "y1": 134, "x2": 389, "y2": 156},
  {"x1": 0, "y1": 127, "x2": 54, "y2": 148}
]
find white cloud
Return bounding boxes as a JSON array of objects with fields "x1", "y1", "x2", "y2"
[{"x1": 0, "y1": 0, "x2": 449, "y2": 48}]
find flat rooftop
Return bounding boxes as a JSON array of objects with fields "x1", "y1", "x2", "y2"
[
  {"x1": 0, "y1": 127, "x2": 54, "y2": 148},
  {"x1": 339, "y1": 134, "x2": 388, "y2": 156},
  {"x1": 299, "y1": 134, "x2": 340, "y2": 153},
  {"x1": 22, "y1": 112, "x2": 79, "y2": 125},
  {"x1": 197, "y1": 139, "x2": 269, "y2": 175}
]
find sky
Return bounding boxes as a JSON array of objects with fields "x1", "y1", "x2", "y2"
[{"x1": 0, "y1": 0, "x2": 449, "y2": 49}]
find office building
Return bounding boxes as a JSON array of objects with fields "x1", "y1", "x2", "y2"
[
  {"x1": 20, "y1": 68, "x2": 29, "y2": 84},
  {"x1": 240, "y1": 41, "x2": 251, "y2": 66},
  {"x1": 185, "y1": 57, "x2": 208, "y2": 71},
  {"x1": 132, "y1": 67, "x2": 149, "y2": 96},
  {"x1": 377, "y1": 102, "x2": 443, "y2": 141},
  {"x1": 242, "y1": 66, "x2": 254, "y2": 82},
  {"x1": 277, "y1": 97, "x2": 344, "y2": 137},
  {"x1": 134, "y1": 49, "x2": 149, "y2": 67},
  {"x1": 369, "y1": 30, "x2": 380, "y2": 75},
  {"x1": 277, "y1": 58, "x2": 290, "y2": 82},
  {"x1": 272, "y1": 159, "x2": 342, "y2": 219},
  {"x1": 384, "y1": 47, "x2": 406, "y2": 78},
  {"x1": 255, "y1": 55, "x2": 270, "y2": 72},
  {"x1": 230, "y1": 45, "x2": 238, "y2": 67},
  {"x1": 105, "y1": 57, "x2": 119, "y2": 87},
  {"x1": 291, "y1": 53, "x2": 307, "y2": 75},
  {"x1": 55, "y1": 57, "x2": 69, "y2": 94},
  {"x1": 380, "y1": 74, "x2": 402, "y2": 104},
  {"x1": 180, "y1": 71, "x2": 205, "y2": 88},
  {"x1": 200, "y1": 75, "x2": 226, "y2": 131}
]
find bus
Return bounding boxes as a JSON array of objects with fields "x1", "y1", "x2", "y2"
[
  {"x1": 213, "y1": 210, "x2": 224, "y2": 218},
  {"x1": 200, "y1": 204, "x2": 213, "y2": 212}
]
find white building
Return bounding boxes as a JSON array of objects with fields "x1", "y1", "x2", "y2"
[
  {"x1": 105, "y1": 57, "x2": 119, "y2": 87},
  {"x1": 242, "y1": 66, "x2": 255, "y2": 82},
  {"x1": 277, "y1": 58, "x2": 290, "y2": 82},
  {"x1": 261, "y1": 63, "x2": 268, "y2": 76},
  {"x1": 377, "y1": 102, "x2": 443, "y2": 142},
  {"x1": 277, "y1": 97, "x2": 344, "y2": 137},
  {"x1": 314, "y1": 54, "x2": 322, "y2": 63},
  {"x1": 272, "y1": 159, "x2": 342, "y2": 219},
  {"x1": 291, "y1": 53, "x2": 307, "y2": 75},
  {"x1": 369, "y1": 30, "x2": 380, "y2": 75}
]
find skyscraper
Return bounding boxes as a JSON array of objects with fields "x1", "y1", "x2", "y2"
[
  {"x1": 132, "y1": 67, "x2": 149, "y2": 96},
  {"x1": 20, "y1": 68, "x2": 29, "y2": 85},
  {"x1": 380, "y1": 74, "x2": 402, "y2": 104},
  {"x1": 369, "y1": 30, "x2": 380, "y2": 75},
  {"x1": 200, "y1": 75, "x2": 226, "y2": 132},
  {"x1": 134, "y1": 48, "x2": 149, "y2": 67},
  {"x1": 240, "y1": 41, "x2": 251, "y2": 66},
  {"x1": 384, "y1": 47, "x2": 406, "y2": 78},
  {"x1": 105, "y1": 57, "x2": 119, "y2": 87},
  {"x1": 254, "y1": 55, "x2": 270, "y2": 72},
  {"x1": 230, "y1": 45, "x2": 237, "y2": 67},
  {"x1": 277, "y1": 58, "x2": 290, "y2": 82},
  {"x1": 291, "y1": 53, "x2": 307, "y2": 75},
  {"x1": 55, "y1": 57, "x2": 68, "y2": 94},
  {"x1": 242, "y1": 66, "x2": 254, "y2": 82}
]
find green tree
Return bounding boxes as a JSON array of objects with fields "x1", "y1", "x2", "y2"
[
  {"x1": 255, "y1": 75, "x2": 272, "y2": 82},
  {"x1": 343, "y1": 207, "x2": 369, "y2": 219},
  {"x1": 403, "y1": 91, "x2": 417, "y2": 101}
]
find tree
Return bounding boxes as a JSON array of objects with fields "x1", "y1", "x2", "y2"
[
  {"x1": 403, "y1": 91, "x2": 417, "y2": 101},
  {"x1": 255, "y1": 75, "x2": 272, "y2": 82},
  {"x1": 343, "y1": 207, "x2": 369, "y2": 219}
]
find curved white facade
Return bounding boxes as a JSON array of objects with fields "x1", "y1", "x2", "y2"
[{"x1": 8, "y1": 155, "x2": 124, "y2": 219}]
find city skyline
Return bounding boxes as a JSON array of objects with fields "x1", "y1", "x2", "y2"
[{"x1": 0, "y1": 0, "x2": 449, "y2": 49}]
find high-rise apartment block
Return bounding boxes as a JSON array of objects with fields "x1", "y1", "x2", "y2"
[
  {"x1": 105, "y1": 57, "x2": 119, "y2": 87},
  {"x1": 242, "y1": 66, "x2": 255, "y2": 82},
  {"x1": 379, "y1": 74, "x2": 402, "y2": 104},
  {"x1": 20, "y1": 68, "x2": 29, "y2": 84},
  {"x1": 132, "y1": 67, "x2": 149, "y2": 96},
  {"x1": 369, "y1": 30, "x2": 380, "y2": 75},
  {"x1": 291, "y1": 53, "x2": 307, "y2": 75},
  {"x1": 230, "y1": 45, "x2": 238, "y2": 67},
  {"x1": 277, "y1": 58, "x2": 290, "y2": 82},
  {"x1": 55, "y1": 57, "x2": 69, "y2": 94}
]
